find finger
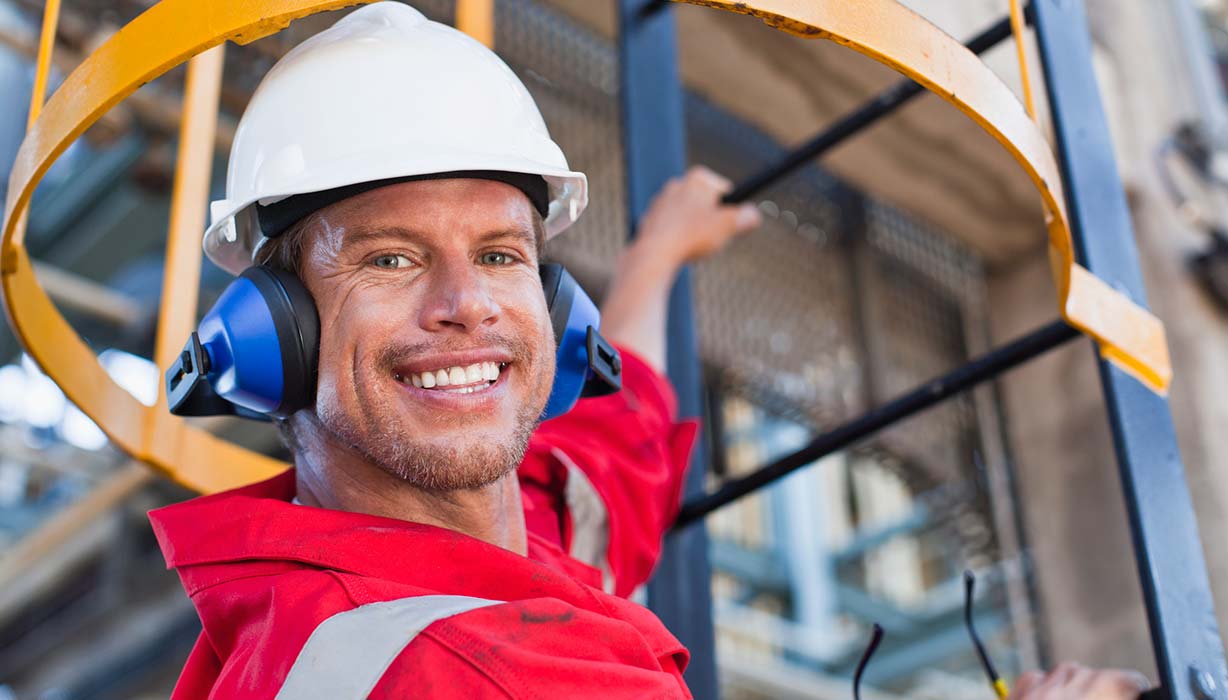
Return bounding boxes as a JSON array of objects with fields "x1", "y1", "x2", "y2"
[
  {"x1": 1068, "y1": 664, "x2": 1102, "y2": 697},
  {"x1": 1040, "y1": 662, "x2": 1083, "y2": 692},
  {"x1": 1014, "y1": 670, "x2": 1045, "y2": 698},
  {"x1": 1094, "y1": 670, "x2": 1150, "y2": 698},
  {"x1": 716, "y1": 203, "x2": 761, "y2": 234},
  {"x1": 734, "y1": 203, "x2": 761, "y2": 230},
  {"x1": 689, "y1": 165, "x2": 733, "y2": 194},
  {"x1": 1121, "y1": 671, "x2": 1151, "y2": 694}
]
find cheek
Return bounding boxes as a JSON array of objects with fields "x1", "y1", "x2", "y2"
[
  {"x1": 501, "y1": 282, "x2": 553, "y2": 350},
  {"x1": 536, "y1": 310, "x2": 556, "y2": 360},
  {"x1": 314, "y1": 290, "x2": 398, "y2": 400},
  {"x1": 517, "y1": 297, "x2": 558, "y2": 381},
  {"x1": 313, "y1": 319, "x2": 354, "y2": 412}
]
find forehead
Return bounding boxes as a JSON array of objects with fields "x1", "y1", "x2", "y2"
[{"x1": 319, "y1": 178, "x2": 537, "y2": 238}]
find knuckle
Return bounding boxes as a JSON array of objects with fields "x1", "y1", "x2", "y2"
[
  {"x1": 1055, "y1": 662, "x2": 1083, "y2": 675},
  {"x1": 689, "y1": 165, "x2": 730, "y2": 190},
  {"x1": 1015, "y1": 671, "x2": 1044, "y2": 698},
  {"x1": 1040, "y1": 662, "x2": 1082, "y2": 688},
  {"x1": 1105, "y1": 670, "x2": 1148, "y2": 693}
]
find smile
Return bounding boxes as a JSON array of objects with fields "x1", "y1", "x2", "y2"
[{"x1": 393, "y1": 362, "x2": 506, "y2": 394}]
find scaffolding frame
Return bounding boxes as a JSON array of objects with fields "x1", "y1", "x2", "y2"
[{"x1": 619, "y1": 1, "x2": 1228, "y2": 699}]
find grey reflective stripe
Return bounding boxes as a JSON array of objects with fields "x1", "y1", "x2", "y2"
[
  {"x1": 554, "y1": 447, "x2": 614, "y2": 593},
  {"x1": 275, "y1": 594, "x2": 501, "y2": 700}
]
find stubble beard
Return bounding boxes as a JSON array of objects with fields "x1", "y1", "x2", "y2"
[
  {"x1": 317, "y1": 338, "x2": 553, "y2": 492},
  {"x1": 333, "y1": 400, "x2": 540, "y2": 492}
]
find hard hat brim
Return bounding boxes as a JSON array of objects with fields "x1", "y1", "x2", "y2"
[{"x1": 204, "y1": 161, "x2": 587, "y2": 276}]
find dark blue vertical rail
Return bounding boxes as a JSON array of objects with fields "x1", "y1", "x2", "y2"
[
  {"x1": 617, "y1": 1, "x2": 719, "y2": 698},
  {"x1": 1033, "y1": 2, "x2": 1228, "y2": 698}
]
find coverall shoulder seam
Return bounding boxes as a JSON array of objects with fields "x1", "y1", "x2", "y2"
[{"x1": 186, "y1": 568, "x2": 318, "y2": 596}]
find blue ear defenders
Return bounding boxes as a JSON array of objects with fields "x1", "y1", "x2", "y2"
[
  {"x1": 540, "y1": 263, "x2": 621, "y2": 418},
  {"x1": 165, "y1": 262, "x2": 621, "y2": 422}
]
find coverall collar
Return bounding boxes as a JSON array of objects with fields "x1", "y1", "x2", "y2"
[{"x1": 149, "y1": 469, "x2": 611, "y2": 606}]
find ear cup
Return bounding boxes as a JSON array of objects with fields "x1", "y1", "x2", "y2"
[
  {"x1": 195, "y1": 266, "x2": 319, "y2": 418},
  {"x1": 540, "y1": 263, "x2": 601, "y2": 420},
  {"x1": 245, "y1": 266, "x2": 320, "y2": 417},
  {"x1": 539, "y1": 262, "x2": 570, "y2": 346}
]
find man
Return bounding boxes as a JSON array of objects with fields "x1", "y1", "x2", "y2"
[{"x1": 150, "y1": 4, "x2": 1152, "y2": 699}]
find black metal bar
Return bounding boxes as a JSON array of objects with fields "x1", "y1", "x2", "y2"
[
  {"x1": 617, "y1": 1, "x2": 719, "y2": 697},
  {"x1": 1033, "y1": 2, "x2": 1228, "y2": 699},
  {"x1": 638, "y1": 0, "x2": 671, "y2": 20},
  {"x1": 722, "y1": 7, "x2": 1028, "y2": 204},
  {"x1": 674, "y1": 320, "x2": 1080, "y2": 529}
]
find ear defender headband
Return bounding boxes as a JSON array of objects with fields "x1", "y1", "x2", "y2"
[{"x1": 165, "y1": 263, "x2": 621, "y2": 422}]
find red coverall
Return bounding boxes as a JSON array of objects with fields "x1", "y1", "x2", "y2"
[{"x1": 150, "y1": 348, "x2": 699, "y2": 699}]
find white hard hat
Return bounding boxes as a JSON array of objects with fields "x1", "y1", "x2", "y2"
[{"x1": 204, "y1": 2, "x2": 588, "y2": 275}]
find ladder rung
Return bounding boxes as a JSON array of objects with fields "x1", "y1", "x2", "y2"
[{"x1": 672, "y1": 318, "x2": 1078, "y2": 529}]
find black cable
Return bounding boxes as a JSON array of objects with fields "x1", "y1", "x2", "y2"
[
  {"x1": 853, "y1": 623, "x2": 885, "y2": 700},
  {"x1": 965, "y1": 570, "x2": 1008, "y2": 698}
]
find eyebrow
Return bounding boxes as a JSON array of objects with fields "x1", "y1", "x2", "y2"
[
  {"x1": 339, "y1": 225, "x2": 538, "y2": 252},
  {"x1": 338, "y1": 226, "x2": 421, "y2": 252},
  {"x1": 475, "y1": 226, "x2": 538, "y2": 251}
]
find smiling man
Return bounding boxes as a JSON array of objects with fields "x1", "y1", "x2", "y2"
[
  {"x1": 148, "y1": 4, "x2": 1153, "y2": 700},
  {"x1": 148, "y1": 4, "x2": 760, "y2": 698}
]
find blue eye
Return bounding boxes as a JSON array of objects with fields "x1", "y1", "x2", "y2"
[
  {"x1": 481, "y1": 252, "x2": 514, "y2": 265},
  {"x1": 372, "y1": 254, "x2": 412, "y2": 269}
]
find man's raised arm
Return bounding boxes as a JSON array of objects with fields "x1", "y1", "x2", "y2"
[{"x1": 520, "y1": 166, "x2": 761, "y2": 596}]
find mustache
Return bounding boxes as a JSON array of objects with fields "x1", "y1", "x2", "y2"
[{"x1": 374, "y1": 332, "x2": 536, "y2": 369}]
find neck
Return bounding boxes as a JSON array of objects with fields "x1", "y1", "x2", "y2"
[{"x1": 292, "y1": 423, "x2": 528, "y2": 556}]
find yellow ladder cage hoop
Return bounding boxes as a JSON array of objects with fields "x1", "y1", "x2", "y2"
[
  {"x1": 1, "y1": 0, "x2": 383, "y2": 494},
  {"x1": 1, "y1": 0, "x2": 1170, "y2": 494}
]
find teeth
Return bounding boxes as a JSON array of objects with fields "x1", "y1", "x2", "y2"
[
  {"x1": 440, "y1": 385, "x2": 485, "y2": 394},
  {"x1": 401, "y1": 362, "x2": 503, "y2": 391}
]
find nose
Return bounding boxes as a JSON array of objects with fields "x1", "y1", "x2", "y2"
[{"x1": 417, "y1": 256, "x2": 501, "y2": 332}]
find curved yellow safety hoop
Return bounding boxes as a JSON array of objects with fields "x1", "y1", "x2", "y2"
[
  {"x1": 1, "y1": 0, "x2": 1169, "y2": 494},
  {"x1": 1, "y1": 1, "x2": 382, "y2": 494}
]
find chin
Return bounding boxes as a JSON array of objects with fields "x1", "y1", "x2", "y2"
[
  {"x1": 371, "y1": 436, "x2": 528, "y2": 492},
  {"x1": 341, "y1": 407, "x2": 539, "y2": 493},
  {"x1": 319, "y1": 362, "x2": 550, "y2": 491}
]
